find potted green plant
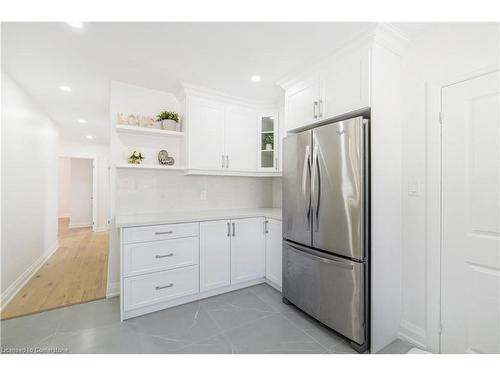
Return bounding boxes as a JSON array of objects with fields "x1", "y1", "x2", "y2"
[
  {"x1": 156, "y1": 111, "x2": 180, "y2": 131},
  {"x1": 264, "y1": 133, "x2": 274, "y2": 150}
]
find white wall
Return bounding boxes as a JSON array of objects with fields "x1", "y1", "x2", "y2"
[
  {"x1": 58, "y1": 157, "x2": 71, "y2": 217},
  {"x1": 399, "y1": 23, "x2": 500, "y2": 350},
  {"x1": 58, "y1": 139, "x2": 109, "y2": 232},
  {"x1": 1, "y1": 72, "x2": 59, "y2": 306},
  {"x1": 69, "y1": 158, "x2": 93, "y2": 228}
]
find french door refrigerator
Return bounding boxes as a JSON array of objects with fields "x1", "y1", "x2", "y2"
[{"x1": 282, "y1": 116, "x2": 370, "y2": 352}]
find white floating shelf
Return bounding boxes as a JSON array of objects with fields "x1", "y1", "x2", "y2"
[
  {"x1": 115, "y1": 124, "x2": 184, "y2": 138},
  {"x1": 115, "y1": 164, "x2": 185, "y2": 171}
]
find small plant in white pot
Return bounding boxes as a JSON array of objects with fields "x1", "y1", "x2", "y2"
[
  {"x1": 264, "y1": 134, "x2": 274, "y2": 150},
  {"x1": 156, "y1": 111, "x2": 180, "y2": 131}
]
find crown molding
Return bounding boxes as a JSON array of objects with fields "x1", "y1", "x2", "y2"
[
  {"x1": 177, "y1": 82, "x2": 277, "y2": 109},
  {"x1": 276, "y1": 22, "x2": 410, "y2": 91}
]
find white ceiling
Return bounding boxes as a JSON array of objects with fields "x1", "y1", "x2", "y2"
[{"x1": 2, "y1": 22, "x2": 431, "y2": 143}]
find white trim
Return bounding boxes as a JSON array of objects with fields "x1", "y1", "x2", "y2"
[
  {"x1": 276, "y1": 23, "x2": 409, "y2": 90},
  {"x1": 68, "y1": 221, "x2": 93, "y2": 229},
  {"x1": 0, "y1": 241, "x2": 59, "y2": 311},
  {"x1": 106, "y1": 281, "x2": 120, "y2": 298},
  {"x1": 264, "y1": 278, "x2": 282, "y2": 292},
  {"x1": 179, "y1": 82, "x2": 276, "y2": 108},
  {"x1": 184, "y1": 169, "x2": 281, "y2": 177},
  {"x1": 398, "y1": 319, "x2": 428, "y2": 350},
  {"x1": 425, "y1": 80, "x2": 442, "y2": 354}
]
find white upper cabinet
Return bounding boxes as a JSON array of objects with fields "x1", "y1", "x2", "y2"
[
  {"x1": 230, "y1": 217, "x2": 265, "y2": 284},
  {"x1": 186, "y1": 96, "x2": 225, "y2": 170},
  {"x1": 184, "y1": 89, "x2": 280, "y2": 175},
  {"x1": 224, "y1": 105, "x2": 258, "y2": 171},
  {"x1": 283, "y1": 46, "x2": 371, "y2": 132},
  {"x1": 285, "y1": 76, "x2": 320, "y2": 132},
  {"x1": 320, "y1": 48, "x2": 370, "y2": 119}
]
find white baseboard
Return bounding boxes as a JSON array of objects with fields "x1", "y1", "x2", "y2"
[
  {"x1": 0, "y1": 241, "x2": 59, "y2": 311},
  {"x1": 106, "y1": 282, "x2": 120, "y2": 298},
  {"x1": 265, "y1": 278, "x2": 282, "y2": 292},
  {"x1": 69, "y1": 221, "x2": 93, "y2": 229},
  {"x1": 398, "y1": 319, "x2": 428, "y2": 350},
  {"x1": 94, "y1": 227, "x2": 108, "y2": 233}
]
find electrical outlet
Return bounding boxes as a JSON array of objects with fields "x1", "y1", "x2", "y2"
[
  {"x1": 408, "y1": 181, "x2": 420, "y2": 197},
  {"x1": 200, "y1": 190, "x2": 207, "y2": 201}
]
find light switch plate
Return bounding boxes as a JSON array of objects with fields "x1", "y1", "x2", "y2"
[
  {"x1": 200, "y1": 190, "x2": 207, "y2": 201},
  {"x1": 408, "y1": 181, "x2": 420, "y2": 197}
]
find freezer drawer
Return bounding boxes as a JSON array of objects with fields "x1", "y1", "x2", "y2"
[{"x1": 282, "y1": 241, "x2": 366, "y2": 345}]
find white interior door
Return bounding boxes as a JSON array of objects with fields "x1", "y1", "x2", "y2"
[
  {"x1": 441, "y1": 70, "x2": 500, "y2": 354},
  {"x1": 69, "y1": 158, "x2": 93, "y2": 229}
]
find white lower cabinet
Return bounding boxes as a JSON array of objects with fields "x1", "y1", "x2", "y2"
[
  {"x1": 265, "y1": 219, "x2": 282, "y2": 288},
  {"x1": 230, "y1": 217, "x2": 266, "y2": 284},
  {"x1": 123, "y1": 265, "x2": 199, "y2": 312},
  {"x1": 200, "y1": 220, "x2": 231, "y2": 292},
  {"x1": 121, "y1": 215, "x2": 279, "y2": 320}
]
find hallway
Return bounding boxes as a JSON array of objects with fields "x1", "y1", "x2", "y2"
[{"x1": 1, "y1": 218, "x2": 109, "y2": 320}]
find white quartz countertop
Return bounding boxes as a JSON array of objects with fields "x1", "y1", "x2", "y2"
[{"x1": 115, "y1": 208, "x2": 282, "y2": 228}]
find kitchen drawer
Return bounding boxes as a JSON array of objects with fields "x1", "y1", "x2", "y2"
[
  {"x1": 123, "y1": 222, "x2": 199, "y2": 244},
  {"x1": 123, "y1": 265, "x2": 199, "y2": 312},
  {"x1": 123, "y1": 237, "x2": 199, "y2": 277}
]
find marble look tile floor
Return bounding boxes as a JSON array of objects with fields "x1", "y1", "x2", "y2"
[{"x1": 0, "y1": 283, "x2": 410, "y2": 354}]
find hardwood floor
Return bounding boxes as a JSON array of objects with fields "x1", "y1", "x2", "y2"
[{"x1": 1, "y1": 218, "x2": 109, "y2": 320}]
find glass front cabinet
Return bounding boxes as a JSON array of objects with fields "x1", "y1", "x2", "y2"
[{"x1": 258, "y1": 112, "x2": 279, "y2": 171}]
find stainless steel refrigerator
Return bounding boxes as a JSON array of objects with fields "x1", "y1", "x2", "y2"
[{"x1": 282, "y1": 115, "x2": 370, "y2": 352}]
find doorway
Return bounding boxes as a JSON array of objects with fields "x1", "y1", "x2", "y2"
[
  {"x1": 1, "y1": 157, "x2": 109, "y2": 320},
  {"x1": 59, "y1": 157, "x2": 94, "y2": 231},
  {"x1": 440, "y1": 70, "x2": 500, "y2": 353}
]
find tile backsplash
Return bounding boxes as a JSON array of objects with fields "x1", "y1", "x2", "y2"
[{"x1": 115, "y1": 170, "x2": 276, "y2": 215}]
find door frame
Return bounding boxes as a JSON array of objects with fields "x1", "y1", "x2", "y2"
[
  {"x1": 59, "y1": 156, "x2": 97, "y2": 232},
  {"x1": 426, "y1": 65, "x2": 500, "y2": 353}
]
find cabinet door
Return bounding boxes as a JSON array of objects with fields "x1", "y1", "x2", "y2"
[
  {"x1": 265, "y1": 219, "x2": 283, "y2": 288},
  {"x1": 230, "y1": 217, "x2": 265, "y2": 284},
  {"x1": 258, "y1": 112, "x2": 279, "y2": 171},
  {"x1": 187, "y1": 97, "x2": 225, "y2": 170},
  {"x1": 224, "y1": 105, "x2": 257, "y2": 171},
  {"x1": 320, "y1": 48, "x2": 370, "y2": 120},
  {"x1": 200, "y1": 220, "x2": 231, "y2": 292},
  {"x1": 285, "y1": 76, "x2": 320, "y2": 132}
]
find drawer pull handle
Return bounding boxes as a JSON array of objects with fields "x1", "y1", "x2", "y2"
[
  {"x1": 155, "y1": 253, "x2": 174, "y2": 259},
  {"x1": 155, "y1": 283, "x2": 174, "y2": 290},
  {"x1": 155, "y1": 230, "x2": 173, "y2": 235}
]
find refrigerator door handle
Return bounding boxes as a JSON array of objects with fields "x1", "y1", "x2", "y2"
[
  {"x1": 302, "y1": 145, "x2": 311, "y2": 229},
  {"x1": 312, "y1": 144, "x2": 321, "y2": 232}
]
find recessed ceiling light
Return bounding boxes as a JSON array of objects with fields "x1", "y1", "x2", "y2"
[
  {"x1": 251, "y1": 75, "x2": 261, "y2": 82},
  {"x1": 59, "y1": 85, "x2": 71, "y2": 92},
  {"x1": 86, "y1": 135, "x2": 93, "y2": 140},
  {"x1": 78, "y1": 119, "x2": 87, "y2": 124},
  {"x1": 67, "y1": 22, "x2": 84, "y2": 29}
]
